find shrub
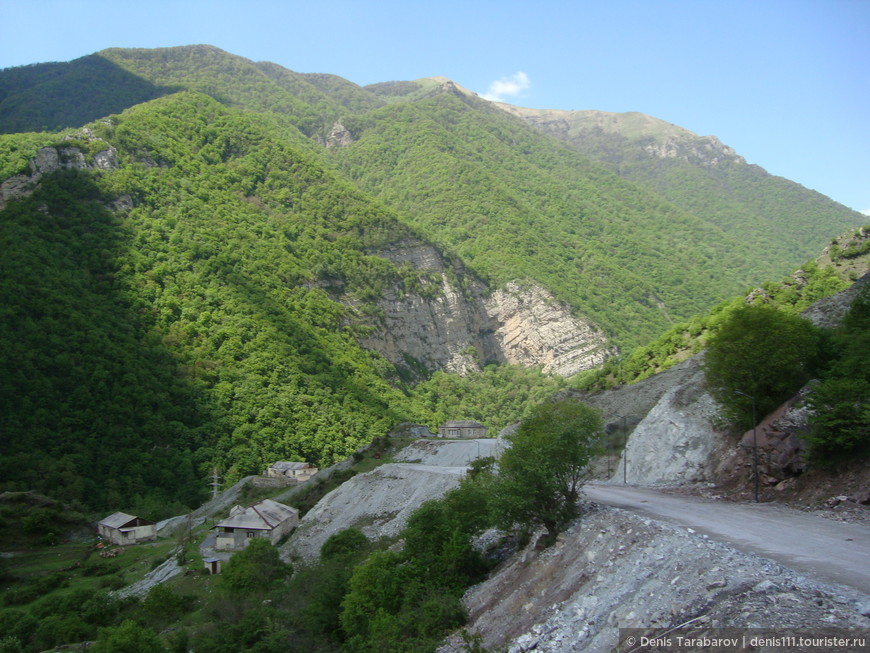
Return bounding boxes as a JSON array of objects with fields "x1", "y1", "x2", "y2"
[
  {"x1": 220, "y1": 539, "x2": 291, "y2": 598},
  {"x1": 320, "y1": 527, "x2": 369, "y2": 562}
]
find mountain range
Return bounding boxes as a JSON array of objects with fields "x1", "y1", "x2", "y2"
[{"x1": 0, "y1": 44, "x2": 863, "y2": 511}]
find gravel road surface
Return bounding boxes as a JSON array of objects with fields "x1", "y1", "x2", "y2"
[{"x1": 585, "y1": 483, "x2": 870, "y2": 594}]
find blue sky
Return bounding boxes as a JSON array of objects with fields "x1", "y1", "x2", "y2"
[{"x1": 1, "y1": 0, "x2": 868, "y2": 215}]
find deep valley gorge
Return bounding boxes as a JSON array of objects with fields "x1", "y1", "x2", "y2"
[{"x1": 1, "y1": 44, "x2": 868, "y2": 653}]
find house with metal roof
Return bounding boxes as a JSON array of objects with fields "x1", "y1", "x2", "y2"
[
  {"x1": 437, "y1": 420, "x2": 487, "y2": 439},
  {"x1": 214, "y1": 498, "x2": 299, "y2": 551},
  {"x1": 264, "y1": 461, "x2": 318, "y2": 483},
  {"x1": 97, "y1": 512, "x2": 157, "y2": 545}
]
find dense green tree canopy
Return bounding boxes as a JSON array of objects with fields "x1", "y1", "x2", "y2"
[
  {"x1": 495, "y1": 398, "x2": 604, "y2": 537},
  {"x1": 703, "y1": 305, "x2": 822, "y2": 425},
  {"x1": 805, "y1": 284, "x2": 870, "y2": 463},
  {"x1": 1, "y1": 44, "x2": 863, "y2": 510}
]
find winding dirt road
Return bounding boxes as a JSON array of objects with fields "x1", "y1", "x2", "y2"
[{"x1": 584, "y1": 483, "x2": 870, "y2": 595}]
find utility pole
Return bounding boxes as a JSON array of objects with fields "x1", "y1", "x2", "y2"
[{"x1": 209, "y1": 468, "x2": 221, "y2": 500}]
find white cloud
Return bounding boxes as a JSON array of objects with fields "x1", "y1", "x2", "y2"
[
  {"x1": 861, "y1": 208, "x2": 870, "y2": 216},
  {"x1": 481, "y1": 71, "x2": 530, "y2": 102}
]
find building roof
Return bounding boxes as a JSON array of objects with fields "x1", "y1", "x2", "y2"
[
  {"x1": 440, "y1": 420, "x2": 486, "y2": 429},
  {"x1": 269, "y1": 461, "x2": 313, "y2": 471},
  {"x1": 98, "y1": 512, "x2": 154, "y2": 530},
  {"x1": 216, "y1": 499, "x2": 298, "y2": 531}
]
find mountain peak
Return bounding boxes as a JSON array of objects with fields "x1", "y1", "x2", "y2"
[{"x1": 495, "y1": 104, "x2": 745, "y2": 166}]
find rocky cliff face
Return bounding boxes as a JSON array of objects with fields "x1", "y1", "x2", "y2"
[
  {"x1": 609, "y1": 354, "x2": 725, "y2": 485},
  {"x1": 494, "y1": 104, "x2": 745, "y2": 168},
  {"x1": 0, "y1": 129, "x2": 119, "y2": 211},
  {"x1": 353, "y1": 240, "x2": 610, "y2": 377}
]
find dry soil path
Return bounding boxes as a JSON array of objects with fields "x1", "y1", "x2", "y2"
[{"x1": 585, "y1": 483, "x2": 870, "y2": 595}]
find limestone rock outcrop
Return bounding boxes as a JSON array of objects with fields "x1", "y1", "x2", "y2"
[
  {"x1": 485, "y1": 282, "x2": 610, "y2": 376},
  {"x1": 352, "y1": 240, "x2": 610, "y2": 377},
  {"x1": 610, "y1": 354, "x2": 725, "y2": 485},
  {"x1": 0, "y1": 135, "x2": 119, "y2": 210},
  {"x1": 319, "y1": 120, "x2": 354, "y2": 148}
]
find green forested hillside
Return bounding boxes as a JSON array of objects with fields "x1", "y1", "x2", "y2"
[
  {"x1": 507, "y1": 108, "x2": 863, "y2": 269},
  {"x1": 0, "y1": 92, "x2": 569, "y2": 511},
  {"x1": 332, "y1": 93, "x2": 765, "y2": 346},
  {"x1": 0, "y1": 95, "x2": 394, "y2": 510},
  {"x1": 0, "y1": 54, "x2": 165, "y2": 133},
  {"x1": 0, "y1": 45, "x2": 863, "y2": 510}
]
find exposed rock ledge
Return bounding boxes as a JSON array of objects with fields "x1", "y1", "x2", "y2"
[
  {"x1": 352, "y1": 241, "x2": 610, "y2": 378},
  {"x1": 0, "y1": 138, "x2": 119, "y2": 211},
  {"x1": 486, "y1": 282, "x2": 610, "y2": 377}
]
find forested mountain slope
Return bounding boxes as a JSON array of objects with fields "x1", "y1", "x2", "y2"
[
  {"x1": 1, "y1": 46, "x2": 861, "y2": 346},
  {"x1": 497, "y1": 104, "x2": 861, "y2": 267},
  {"x1": 0, "y1": 45, "x2": 863, "y2": 511},
  {"x1": 0, "y1": 93, "x2": 414, "y2": 511},
  {"x1": 330, "y1": 91, "x2": 761, "y2": 346},
  {"x1": 0, "y1": 90, "x2": 575, "y2": 512}
]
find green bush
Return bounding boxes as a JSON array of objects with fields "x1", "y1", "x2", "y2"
[
  {"x1": 805, "y1": 285, "x2": 870, "y2": 464},
  {"x1": 142, "y1": 583, "x2": 195, "y2": 629},
  {"x1": 90, "y1": 619, "x2": 166, "y2": 653},
  {"x1": 320, "y1": 527, "x2": 369, "y2": 561},
  {"x1": 220, "y1": 539, "x2": 291, "y2": 598},
  {"x1": 805, "y1": 378, "x2": 870, "y2": 464}
]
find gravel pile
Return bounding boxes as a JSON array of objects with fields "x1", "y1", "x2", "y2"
[{"x1": 441, "y1": 505, "x2": 870, "y2": 653}]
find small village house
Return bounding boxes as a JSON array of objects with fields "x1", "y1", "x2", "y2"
[
  {"x1": 215, "y1": 498, "x2": 299, "y2": 551},
  {"x1": 437, "y1": 420, "x2": 487, "y2": 439},
  {"x1": 265, "y1": 461, "x2": 318, "y2": 483},
  {"x1": 203, "y1": 557, "x2": 222, "y2": 575},
  {"x1": 97, "y1": 512, "x2": 157, "y2": 545}
]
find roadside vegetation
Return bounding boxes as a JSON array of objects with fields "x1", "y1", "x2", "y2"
[
  {"x1": 0, "y1": 398, "x2": 602, "y2": 653},
  {"x1": 701, "y1": 283, "x2": 870, "y2": 466}
]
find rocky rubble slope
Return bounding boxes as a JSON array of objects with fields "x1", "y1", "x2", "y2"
[
  {"x1": 283, "y1": 438, "x2": 503, "y2": 562},
  {"x1": 441, "y1": 506, "x2": 870, "y2": 653}
]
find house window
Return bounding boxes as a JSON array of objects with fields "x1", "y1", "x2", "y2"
[{"x1": 246, "y1": 531, "x2": 256, "y2": 538}]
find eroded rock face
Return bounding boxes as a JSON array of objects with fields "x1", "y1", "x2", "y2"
[
  {"x1": 486, "y1": 282, "x2": 609, "y2": 376},
  {"x1": 738, "y1": 384, "x2": 814, "y2": 484},
  {"x1": 352, "y1": 241, "x2": 610, "y2": 377},
  {"x1": 0, "y1": 143, "x2": 119, "y2": 210},
  {"x1": 642, "y1": 134, "x2": 743, "y2": 167},
  {"x1": 611, "y1": 355, "x2": 725, "y2": 485},
  {"x1": 440, "y1": 507, "x2": 868, "y2": 653}
]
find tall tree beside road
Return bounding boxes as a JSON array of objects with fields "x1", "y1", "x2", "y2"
[
  {"x1": 495, "y1": 398, "x2": 604, "y2": 539},
  {"x1": 703, "y1": 304, "x2": 821, "y2": 426}
]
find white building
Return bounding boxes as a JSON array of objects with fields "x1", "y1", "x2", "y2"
[
  {"x1": 97, "y1": 512, "x2": 157, "y2": 545},
  {"x1": 215, "y1": 499, "x2": 299, "y2": 551},
  {"x1": 265, "y1": 461, "x2": 318, "y2": 483}
]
